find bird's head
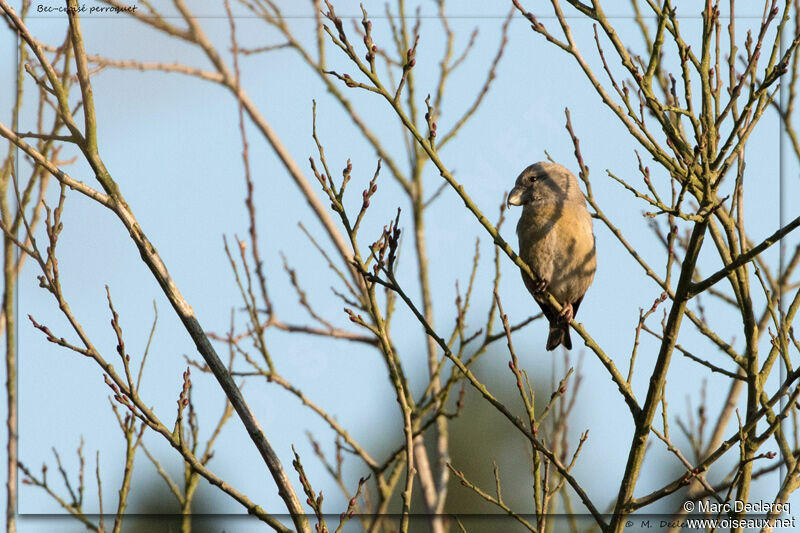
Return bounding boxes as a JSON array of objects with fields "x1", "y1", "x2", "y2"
[{"x1": 507, "y1": 161, "x2": 582, "y2": 208}]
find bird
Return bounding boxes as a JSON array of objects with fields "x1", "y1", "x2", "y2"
[{"x1": 507, "y1": 161, "x2": 596, "y2": 351}]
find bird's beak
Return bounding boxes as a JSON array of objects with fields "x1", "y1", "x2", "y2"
[{"x1": 507, "y1": 186, "x2": 525, "y2": 207}]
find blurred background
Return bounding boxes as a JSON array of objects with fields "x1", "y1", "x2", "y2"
[{"x1": 2, "y1": 0, "x2": 799, "y2": 531}]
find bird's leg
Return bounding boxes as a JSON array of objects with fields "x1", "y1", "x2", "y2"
[
  {"x1": 558, "y1": 302, "x2": 574, "y2": 323},
  {"x1": 532, "y1": 278, "x2": 549, "y2": 295}
]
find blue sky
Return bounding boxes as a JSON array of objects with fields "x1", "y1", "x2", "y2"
[{"x1": 2, "y1": 1, "x2": 799, "y2": 531}]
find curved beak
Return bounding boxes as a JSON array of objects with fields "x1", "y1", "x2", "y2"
[{"x1": 507, "y1": 185, "x2": 525, "y2": 207}]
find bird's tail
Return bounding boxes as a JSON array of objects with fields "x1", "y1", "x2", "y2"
[{"x1": 546, "y1": 322, "x2": 572, "y2": 351}]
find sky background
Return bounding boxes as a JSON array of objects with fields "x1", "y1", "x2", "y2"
[{"x1": 2, "y1": 0, "x2": 800, "y2": 531}]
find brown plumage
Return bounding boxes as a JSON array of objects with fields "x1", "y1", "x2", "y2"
[{"x1": 507, "y1": 162, "x2": 596, "y2": 350}]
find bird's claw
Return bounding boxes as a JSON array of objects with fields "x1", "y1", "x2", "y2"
[
  {"x1": 559, "y1": 303, "x2": 574, "y2": 324},
  {"x1": 533, "y1": 278, "x2": 549, "y2": 295}
]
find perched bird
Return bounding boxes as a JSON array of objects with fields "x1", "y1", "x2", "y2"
[{"x1": 507, "y1": 162, "x2": 596, "y2": 351}]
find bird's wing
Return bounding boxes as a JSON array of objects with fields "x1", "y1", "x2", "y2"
[
  {"x1": 532, "y1": 291, "x2": 559, "y2": 325},
  {"x1": 571, "y1": 295, "x2": 584, "y2": 319}
]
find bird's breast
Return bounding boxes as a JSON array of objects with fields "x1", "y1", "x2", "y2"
[{"x1": 517, "y1": 201, "x2": 596, "y2": 304}]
